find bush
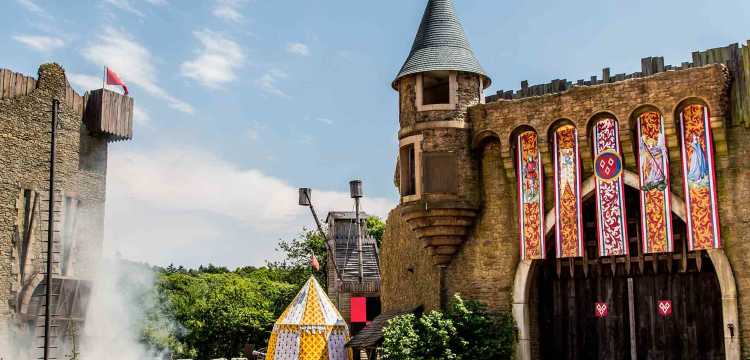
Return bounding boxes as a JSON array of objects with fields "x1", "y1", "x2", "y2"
[
  {"x1": 381, "y1": 314, "x2": 419, "y2": 360},
  {"x1": 381, "y1": 294, "x2": 515, "y2": 360}
]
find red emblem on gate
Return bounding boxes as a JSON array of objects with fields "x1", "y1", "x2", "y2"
[
  {"x1": 594, "y1": 151, "x2": 623, "y2": 181},
  {"x1": 657, "y1": 300, "x2": 672, "y2": 317},
  {"x1": 595, "y1": 302, "x2": 608, "y2": 318}
]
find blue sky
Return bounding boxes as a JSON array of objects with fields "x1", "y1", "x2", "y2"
[{"x1": 1, "y1": 0, "x2": 748, "y2": 268}]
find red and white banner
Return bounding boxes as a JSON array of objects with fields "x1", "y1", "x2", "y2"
[
  {"x1": 637, "y1": 111, "x2": 674, "y2": 253},
  {"x1": 679, "y1": 105, "x2": 721, "y2": 250},
  {"x1": 553, "y1": 125, "x2": 583, "y2": 258},
  {"x1": 592, "y1": 118, "x2": 628, "y2": 257},
  {"x1": 516, "y1": 130, "x2": 545, "y2": 260}
]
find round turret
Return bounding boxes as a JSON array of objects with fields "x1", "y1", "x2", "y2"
[{"x1": 393, "y1": 0, "x2": 489, "y2": 267}]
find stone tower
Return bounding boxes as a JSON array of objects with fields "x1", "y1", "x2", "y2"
[{"x1": 392, "y1": 0, "x2": 490, "y2": 267}]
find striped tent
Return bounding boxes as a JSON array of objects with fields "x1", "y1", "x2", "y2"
[{"x1": 266, "y1": 276, "x2": 352, "y2": 360}]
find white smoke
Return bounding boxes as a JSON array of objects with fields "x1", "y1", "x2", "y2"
[
  {"x1": 0, "y1": 321, "x2": 34, "y2": 360},
  {"x1": 80, "y1": 257, "x2": 174, "y2": 360},
  {"x1": 0, "y1": 258, "x2": 177, "y2": 360}
]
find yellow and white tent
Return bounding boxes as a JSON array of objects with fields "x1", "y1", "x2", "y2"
[{"x1": 266, "y1": 276, "x2": 352, "y2": 360}]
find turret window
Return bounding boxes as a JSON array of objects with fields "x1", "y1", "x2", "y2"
[
  {"x1": 400, "y1": 144, "x2": 416, "y2": 196},
  {"x1": 399, "y1": 134, "x2": 423, "y2": 201},
  {"x1": 416, "y1": 71, "x2": 457, "y2": 111}
]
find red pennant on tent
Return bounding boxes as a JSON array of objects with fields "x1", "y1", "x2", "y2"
[{"x1": 311, "y1": 253, "x2": 320, "y2": 272}]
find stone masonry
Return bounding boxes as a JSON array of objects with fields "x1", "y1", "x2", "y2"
[
  {"x1": 0, "y1": 63, "x2": 124, "y2": 349},
  {"x1": 381, "y1": 38, "x2": 750, "y2": 357}
]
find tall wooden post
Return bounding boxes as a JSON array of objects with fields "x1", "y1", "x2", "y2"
[{"x1": 43, "y1": 99, "x2": 59, "y2": 360}]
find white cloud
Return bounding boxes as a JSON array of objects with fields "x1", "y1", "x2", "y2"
[
  {"x1": 104, "y1": 146, "x2": 395, "y2": 267},
  {"x1": 213, "y1": 0, "x2": 246, "y2": 22},
  {"x1": 246, "y1": 121, "x2": 264, "y2": 142},
  {"x1": 180, "y1": 30, "x2": 245, "y2": 89},
  {"x1": 104, "y1": 0, "x2": 144, "y2": 17},
  {"x1": 255, "y1": 69, "x2": 289, "y2": 98},
  {"x1": 286, "y1": 42, "x2": 310, "y2": 56},
  {"x1": 13, "y1": 35, "x2": 65, "y2": 52},
  {"x1": 315, "y1": 117, "x2": 333, "y2": 125},
  {"x1": 16, "y1": 0, "x2": 45, "y2": 14},
  {"x1": 82, "y1": 27, "x2": 194, "y2": 114},
  {"x1": 297, "y1": 134, "x2": 314, "y2": 145},
  {"x1": 246, "y1": 128, "x2": 259, "y2": 142},
  {"x1": 67, "y1": 73, "x2": 102, "y2": 93},
  {"x1": 145, "y1": 0, "x2": 168, "y2": 5},
  {"x1": 133, "y1": 106, "x2": 151, "y2": 126}
]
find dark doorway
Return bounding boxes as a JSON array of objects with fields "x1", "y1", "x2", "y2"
[{"x1": 537, "y1": 187, "x2": 725, "y2": 360}]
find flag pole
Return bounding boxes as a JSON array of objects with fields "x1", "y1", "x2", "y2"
[{"x1": 102, "y1": 66, "x2": 106, "y2": 90}]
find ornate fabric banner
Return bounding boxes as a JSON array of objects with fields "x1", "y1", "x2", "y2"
[
  {"x1": 592, "y1": 118, "x2": 629, "y2": 256},
  {"x1": 679, "y1": 105, "x2": 721, "y2": 250},
  {"x1": 516, "y1": 131, "x2": 545, "y2": 260},
  {"x1": 637, "y1": 111, "x2": 673, "y2": 253},
  {"x1": 553, "y1": 125, "x2": 583, "y2": 258}
]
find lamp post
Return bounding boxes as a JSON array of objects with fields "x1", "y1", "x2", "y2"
[{"x1": 349, "y1": 180, "x2": 364, "y2": 283}]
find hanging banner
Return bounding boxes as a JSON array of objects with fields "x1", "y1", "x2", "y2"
[
  {"x1": 593, "y1": 118, "x2": 629, "y2": 256},
  {"x1": 679, "y1": 104, "x2": 721, "y2": 250},
  {"x1": 637, "y1": 111, "x2": 673, "y2": 253},
  {"x1": 516, "y1": 130, "x2": 545, "y2": 260},
  {"x1": 553, "y1": 125, "x2": 583, "y2": 258}
]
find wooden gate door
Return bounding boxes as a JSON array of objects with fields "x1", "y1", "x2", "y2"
[
  {"x1": 537, "y1": 260, "x2": 725, "y2": 360},
  {"x1": 537, "y1": 267, "x2": 632, "y2": 360},
  {"x1": 537, "y1": 191, "x2": 725, "y2": 359},
  {"x1": 632, "y1": 261, "x2": 724, "y2": 360}
]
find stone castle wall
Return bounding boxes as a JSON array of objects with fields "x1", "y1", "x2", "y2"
[
  {"x1": 381, "y1": 47, "x2": 750, "y2": 355},
  {"x1": 0, "y1": 64, "x2": 108, "y2": 341}
]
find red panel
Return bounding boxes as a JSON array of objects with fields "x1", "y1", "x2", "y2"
[{"x1": 350, "y1": 297, "x2": 367, "y2": 323}]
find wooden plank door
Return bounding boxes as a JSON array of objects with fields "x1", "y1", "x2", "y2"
[
  {"x1": 538, "y1": 269, "x2": 631, "y2": 360},
  {"x1": 632, "y1": 268, "x2": 724, "y2": 360}
]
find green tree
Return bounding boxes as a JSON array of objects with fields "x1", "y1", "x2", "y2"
[
  {"x1": 159, "y1": 271, "x2": 296, "y2": 359},
  {"x1": 366, "y1": 216, "x2": 385, "y2": 248},
  {"x1": 138, "y1": 225, "x2": 337, "y2": 359},
  {"x1": 273, "y1": 227, "x2": 328, "y2": 287}
]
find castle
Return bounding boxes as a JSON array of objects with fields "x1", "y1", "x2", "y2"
[
  {"x1": 380, "y1": 0, "x2": 750, "y2": 359},
  {"x1": 0, "y1": 64, "x2": 132, "y2": 358}
]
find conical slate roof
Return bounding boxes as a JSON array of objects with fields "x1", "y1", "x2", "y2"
[{"x1": 393, "y1": 0, "x2": 490, "y2": 89}]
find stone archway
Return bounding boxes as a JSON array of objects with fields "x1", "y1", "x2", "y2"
[{"x1": 512, "y1": 170, "x2": 740, "y2": 360}]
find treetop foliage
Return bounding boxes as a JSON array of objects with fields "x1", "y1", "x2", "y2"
[{"x1": 138, "y1": 217, "x2": 386, "y2": 359}]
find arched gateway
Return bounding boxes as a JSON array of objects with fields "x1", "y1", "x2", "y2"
[
  {"x1": 513, "y1": 171, "x2": 740, "y2": 360},
  {"x1": 383, "y1": 1, "x2": 747, "y2": 360}
]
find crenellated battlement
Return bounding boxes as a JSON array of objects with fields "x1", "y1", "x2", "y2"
[{"x1": 487, "y1": 41, "x2": 750, "y2": 128}]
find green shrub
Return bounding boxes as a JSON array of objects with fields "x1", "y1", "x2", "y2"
[
  {"x1": 381, "y1": 294, "x2": 515, "y2": 360},
  {"x1": 381, "y1": 314, "x2": 419, "y2": 360}
]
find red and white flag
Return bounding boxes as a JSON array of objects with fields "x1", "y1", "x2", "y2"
[
  {"x1": 105, "y1": 67, "x2": 129, "y2": 95},
  {"x1": 310, "y1": 253, "x2": 320, "y2": 272}
]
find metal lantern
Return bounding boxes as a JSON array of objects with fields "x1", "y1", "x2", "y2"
[
  {"x1": 298, "y1": 188, "x2": 312, "y2": 206},
  {"x1": 349, "y1": 180, "x2": 363, "y2": 199}
]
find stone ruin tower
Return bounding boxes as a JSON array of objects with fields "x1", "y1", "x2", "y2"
[{"x1": 392, "y1": 0, "x2": 490, "y2": 268}]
